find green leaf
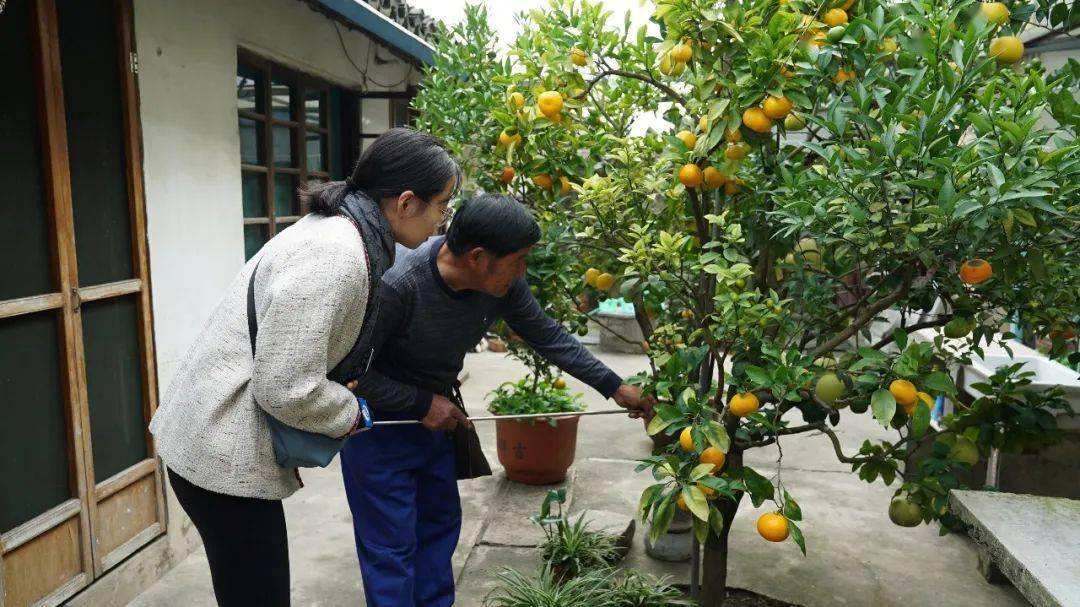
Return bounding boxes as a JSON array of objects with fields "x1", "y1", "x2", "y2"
[
  {"x1": 783, "y1": 491, "x2": 803, "y2": 522},
  {"x1": 638, "y1": 484, "x2": 662, "y2": 520},
  {"x1": 789, "y1": 520, "x2": 807, "y2": 556},
  {"x1": 912, "y1": 402, "x2": 931, "y2": 439},
  {"x1": 702, "y1": 420, "x2": 731, "y2": 453},
  {"x1": 690, "y1": 463, "x2": 718, "y2": 481},
  {"x1": 871, "y1": 389, "x2": 897, "y2": 428},
  {"x1": 746, "y1": 365, "x2": 771, "y2": 387},
  {"x1": 684, "y1": 486, "x2": 711, "y2": 522},
  {"x1": 740, "y1": 467, "x2": 775, "y2": 508},
  {"x1": 923, "y1": 371, "x2": 957, "y2": 396},
  {"x1": 693, "y1": 515, "x2": 710, "y2": 545},
  {"x1": 649, "y1": 497, "x2": 675, "y2": 542},
  {"x1": 647, "y1": 414, "x2": 677, "y2": 436}
]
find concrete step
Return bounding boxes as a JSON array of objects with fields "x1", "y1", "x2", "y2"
[{"x1": 950, "y1": 490, "x2": 1080, "y2": 607}]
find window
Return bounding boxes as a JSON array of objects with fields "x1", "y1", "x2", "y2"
[
  {"x1": 358, "y1": 91, "x2": 417, "y2": 157},
  {"x1": 237, "y1": 52, "x2": 335, "y2": 259}
]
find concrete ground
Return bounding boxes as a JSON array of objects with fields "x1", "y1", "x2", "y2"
[{"x1": 129, "y1": 350, "x2": 1027, "y2": 606}]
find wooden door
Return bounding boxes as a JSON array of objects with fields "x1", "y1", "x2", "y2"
[{"x1": 0, "y1": 1, "x2": 163, "y2": 605}]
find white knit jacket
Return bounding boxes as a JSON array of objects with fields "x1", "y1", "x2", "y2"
[{"x1": 150, "y1": 214, "x2": 369, "y2": 499}]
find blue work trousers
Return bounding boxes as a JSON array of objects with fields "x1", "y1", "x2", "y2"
[{"x1": 341, "y1": 425, "x2": 461, "y2": 607}]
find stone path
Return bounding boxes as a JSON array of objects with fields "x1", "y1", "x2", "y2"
[{"x1": 129, "y1": 350, "x2": 1029, "y2": 606}]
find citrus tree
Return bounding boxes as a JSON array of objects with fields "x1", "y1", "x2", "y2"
[{"x1": 415, "y1": 0, "x2": 1080, "y2": 603}]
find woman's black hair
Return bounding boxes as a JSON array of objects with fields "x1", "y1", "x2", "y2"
[
  {"x1": 445, "y1": 194, "x2": 541, "y2": 257},
  {"x1": 302, "y1": 127, "x2": 460, "y2": 214}
]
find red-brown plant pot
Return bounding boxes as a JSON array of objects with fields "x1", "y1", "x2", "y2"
[{"x1": 496, "y1": 415, "x2": 580, "y2": 485}]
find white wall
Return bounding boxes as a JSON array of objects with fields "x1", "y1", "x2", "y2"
[{"x1": 133, "y1": 0, "x2": 420, "y2": 388}]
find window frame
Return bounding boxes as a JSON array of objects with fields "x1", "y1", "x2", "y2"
[{"x1": 237, "y1": 50, "x2": 334, "y2": 257}]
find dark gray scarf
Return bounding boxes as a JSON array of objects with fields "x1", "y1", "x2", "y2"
[{"x1": 327, "y1": 191, "x2": 395, "y2": 383}]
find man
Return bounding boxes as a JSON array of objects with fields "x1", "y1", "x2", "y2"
[{"x1": 341, "y1": 194, "x2": 653, "y2": 607}]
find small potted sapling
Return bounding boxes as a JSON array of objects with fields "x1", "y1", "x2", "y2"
[{"x1": 489, "y1": 355, "x2": 584, "y2": 484}]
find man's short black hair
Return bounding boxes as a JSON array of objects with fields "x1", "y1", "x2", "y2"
[{"x1": 445, "y1": 194, "x2": 541, "y2": 256}]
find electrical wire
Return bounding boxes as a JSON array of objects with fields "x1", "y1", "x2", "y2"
[{"x1": 333, "y1": 20, "x2": 415, "y2": 90}]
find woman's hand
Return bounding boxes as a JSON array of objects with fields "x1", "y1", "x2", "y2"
[{"x1": 347, "y1": 380, "x2": 359, "y2": 392}]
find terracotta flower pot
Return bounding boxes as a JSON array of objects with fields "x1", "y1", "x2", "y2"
[{"x1": 496, "y1": 415, "x2": 580, "y2": 485}]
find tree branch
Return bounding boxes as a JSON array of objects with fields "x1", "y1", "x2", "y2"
[
  {"x1": 810, "y1": 270, "x2": 914, "y2": 358},
  {"x1": 870, "y1": 315, "x2": 953, "y2": 350},
  {"x1": 577, "y1": 68, "x2": 689, "y2": 108}
]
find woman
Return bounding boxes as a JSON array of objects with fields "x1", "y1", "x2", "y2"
[{"x1": 149, "y1": 128, "x2": 459, "y2": 606}]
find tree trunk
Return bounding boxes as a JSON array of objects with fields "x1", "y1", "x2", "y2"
[{"x1": 699, "y1": 452, "x2": 744, "y2": 606}]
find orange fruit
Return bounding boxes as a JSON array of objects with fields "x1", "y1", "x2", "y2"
[
  {"x1": 725, "y1": 142, "x2": 750, "y2": 160},
  {"x1": 670, "y1": 42, "x2": 693, "y2": 63},
  {"x1": 834, "y1": 68, "x2": 856, "y2": 84},
  {"x1": 553, "y1": 378, "x2": 567, "y2": 390},
  {"x1": 677, "y1": 494, "x2": 689, "y2": 511},
  {"x1": 980, "y1": 2, "x2": 1011, "y2": 26},
  {"x1": 889, "y1": 379, "x2": 918, "y2": 407},
  {"x1": 880, "y1": 37, "x2": 899, "y2": 55},
  {"x1": 507, "y1": 92, "x2": 525, "y2": 109},
  {"x1": 724, "y1": 178, "x2": 743, "y2": 196},
  {"x1": 679, "y1": 427, "x2": 695, "y2": 452},
  {"x1": 498, "y1": 130, "x2": 521, "y2": 147},
  {"x1": 763, "y1": 95, "x2": 794, "y2": 119},
  {"x1": 742, "y1": 107, "x2": 774, "y2": 133},
  {"x1": 700, "y1": 447, "x2": 726, "y2": 471},
  {"x1": 780, "y1": 65, "x2": 795, "y2": 78},
  {"x1": 559, "y1": 175, "x2": 572, "y2": 195},
  {"x1": 584, "y1": 268, "x2": 601, "y2": 286},
  {"x1": 823, "y1": 8, "x2": 848, "y2": 26},
  {"x1": 702, "y1": 166, "x2": 727, "y2": 190},
  {"x1": 989, "y1": 36, "x2": 1023, "y2": 64},
  {"x1": 678, "y1": 164, "x2": 704, "y2": 188},
  {"x1": 729, "y1": 392, "x2": 760, "y2": 417},
  {"x1": 757, "y1": 512, "x2": 790, "y2": 542},
  {"x1": 537, "y1": 90, "x2": 563, "y2": 118},
  {"x1": 676, "y1": 130, "x2": 698, "y2": 149},
  {"x1": 532, "y1": 173, "x2": 553, "y2": 189},
  {"x1": 698, "y1": 483, "x2": 718, "y2": 499},
  {"x1": 725, "y1": 128, "x2": 743, "y2": 143},
  {"x1": 595, "y1": 272, "x2": 615, "y2": 291},
  {"x1": 959, "y1": 259, "x2": 993, "y2": 284},
  {"x1": 699, "y1": 115, "x2": 709, "y2": 132},
  {"x1": 570, "y1": 47, "x2": 588, "y2": 66},
  {"x1": 499, "y1": 166, "x2": 516, "y2": 184}
]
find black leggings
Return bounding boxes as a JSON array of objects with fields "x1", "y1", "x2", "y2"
[{"x1": 168, "y1": 468, "x2": 290, "y2": 606}]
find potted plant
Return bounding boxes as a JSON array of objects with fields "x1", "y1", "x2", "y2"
[{"x1": 490, "y1": 374, "x2": 584, "y2": 484}]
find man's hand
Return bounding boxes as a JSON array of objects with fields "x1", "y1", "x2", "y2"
[
  {"x1": 611, "y1": 384, "x2": 656, "y2": 419},
  {"x1": 421, "y1": 394, "x2": 471, "y2": 431}
]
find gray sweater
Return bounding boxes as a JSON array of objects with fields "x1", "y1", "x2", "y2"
[
  {"x1": 356, "y1": 237, "x2": 622, "y2": 418},
  {"x1": 150, "y1": 214, "x2": 369, "y2": 499}
]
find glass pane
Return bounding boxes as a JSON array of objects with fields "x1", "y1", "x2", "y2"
[
  {"x1": 361, "y1": 98, "x2": 389, "y2": 135},
  {"x1": 57, "y1": 0, "x2": 135, "y2": 286},
  {"x1": 271, "y1": 76, "x2": 293, "y2": 121},
  {"x1": 328, "y1": 87, "x2": 344, "y2": 179},
  {"x1": 237, "y1": 63, "x2": 264, "y2": 114},
  {"x1": 391, "y1": 97, "x2": 411, "y2": 128},
  {"x1": 83, "y1": 296, "x2": 148, "y2": 481},
  {"x1": 242, "y1": 172, "x2": 266, "y2": 218},
  {"x1": 273, "y1": 125, "x2": 295, "y2": 167},
  {"x1": 304, "y1": 89, "x2": 324, "y2": 126},
  {"x1": 360, "y1": 137, "x2": 375, "y2": 156},
  {"x1": 0, "y1": 0, "x2": 54, "y2": 301},
  {"x1": 274, "y1": 174, "x2": 299, "y2": 217},
  {"x1": 305, "y1": 131, "x2": 326, "y2": 172},
  {"x1": 244, "y1": 224, "x2": 268, "y2": 260},
  {"x1": 276, "y1": 220, "x2": 297, "y2": 233},
  {"x1": 0, "y1": 312, "x2": 72, "y2": 533},
  {"x1": 239, "y1": 118, "x2": 264, "y2": 165}
]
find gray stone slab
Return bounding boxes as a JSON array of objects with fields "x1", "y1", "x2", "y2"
[
  {"x1": 478, "y1": 468, "x2": 576, "y2": 547},
  {"x1": 950, "y1": 490, "x2": 1080, "y2": 607},
  {"x1": 568, "y1": 508, "x2": 636, "y2": 559}
]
